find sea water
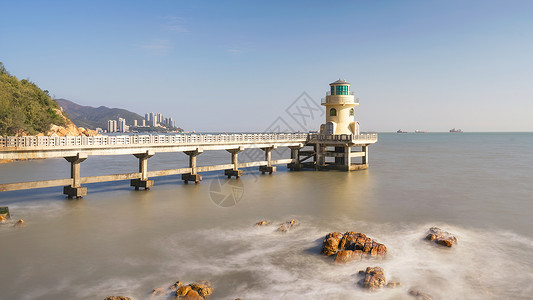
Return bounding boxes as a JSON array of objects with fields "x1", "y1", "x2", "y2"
[{"x1": 0, "y1": 132, "x2": 532, "y2": 299}]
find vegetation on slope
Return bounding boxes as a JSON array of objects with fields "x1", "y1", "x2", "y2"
[{"x1": 0, "y1": 62, "x2": 66, "y2": 136}]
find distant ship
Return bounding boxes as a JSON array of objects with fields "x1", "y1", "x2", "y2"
[
  {"x1": 449, "y1": 128, "x2": 463, "y2": 133},
  {"x1": 415, "y1": 130, "x2": 428, "y2": 133},
  {"x1": 397, "y1": 129, "x2": 408, "y2": 133}
]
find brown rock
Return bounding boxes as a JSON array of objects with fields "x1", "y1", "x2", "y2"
[
  {"x1": 425, "y1": 227, "x2": 457, "y2": 247},
  {"x1": 334, "y1": 250, "x2": 353, "y2": 263},
  {"x1": 321, "y1": 232, "x2": 342, "y2": 256},
  {"x1": 13, "y1": 219, "x2": 25, "y2": 228},
  {"x1": 277, "y1": 219, "x2": 298, "y2": 232},
  {"x1": 152, "y1": 287, "x2": 167, "y2": 296},
  {"x1": 409, "y1": 289, "x2": 433, "y2": 300},
  {"x1": 170, "y1": 281, "x2": 184, "y2": 292},
  {"x1": 387, "y1": 281, "x2": 401, "y2": 287},
  {"x1": 190, "y1": 282, "x2": 214, "y2": 298},
  {"x1": 321, "y1": 231, "x2": 387, "y2": 258},
  {"x1": 104, "y1": 297, "x2": 131, "y2": 300},
  {"x1": 0, "y1": 215, "x2": 6, "y2": 224},
  {"x1": 255, "y1": 220, "x2": 271, "y2": 226},
  {"x1": 184, "y1": 289, "x2": 203, "y2": 300},
  {"x1": 176, "y1": 285, "x2": 191, "y2": 297},
  {"x1": 361, "y1": 267, "x2": 386, "y2": 290}
]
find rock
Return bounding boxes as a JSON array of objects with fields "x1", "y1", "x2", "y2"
[
  {"x1": 360, "y1": 267, "x2": 386, "y2": 290},
  {"x1": 425, "y1": 227, "x2": 457, "y2": 247},
  {"x1": 174, "y1": 280, "x2": 214, "y2": 299},
  {"x1": 321, "y1": 231, "x2": 387, "y2": 260},
  {"x1": 170, "y1": 281, "x2": 184, "y2": 292},
  {"x1": 13, "y1": 219, "x2": 25, "y2": 228},
  {"x1": 276, "y1": 219, "x2": 298, "y2": 233},
  {"x1": 321, "y1": 232, "x2": 343, "y2": 255},
  {"x1": 0, "y1": 215, "x2": 6, "y2": 224},
  {"x1": 190, "y1": 281, "x2": 214, "y2": 298},
  {"x1": 334, "y1": 250, "x2": 363, "y2": 263},
  {"x1": 409, "y1": 289, "x2": 433, "y2": 300},
  {"x1": 255, "y1": 220, "x2": 271, "y2": 227},
  {"x1": 183, "y1": 289, "x2": 202, "y2": 300},
  {"x1": 104, "y1": 297, "x2": 131, "y2": 300},
  {"x1": 176, "y1": 285, "x2": 191, "y2": 297},
  {"x1": 152, "y1": 287, "x2": 167, "y2": 296},
  {"x1": 387, "y1": 281, "x2": 401, "y2": 287}
]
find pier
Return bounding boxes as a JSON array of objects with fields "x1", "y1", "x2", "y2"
[
  {"x1": 0, "y1": 133, "x2": 377, "y2": 198},
  {"x1": 0, "y1": 79, "x2": 378, "y2": 198}
]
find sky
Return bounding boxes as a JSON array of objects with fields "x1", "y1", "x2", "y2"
[{"x1": 1, "y1": 0, "x2": 532, "y2": 132}]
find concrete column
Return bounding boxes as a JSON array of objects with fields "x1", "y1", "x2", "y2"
[
  {"x1": 335, "y1": 146, "x2": 345, "y2": 165},
  {"x1": 344, "y1": 145, "x2": 352, "y2": 170},
  {"x1": 362, "y1": 145, "x2": 368, "y2": 165},
  {"x1": 288, "y1": 146, "x2": 302, "y2": 170},
  {"x1": 225, "y1": 146, "x2": 244, "y2": 178},
  {"x1": 259, "y1": 146, "x2": 277, "y2": 174},
  {"x1": 63, "y1": 153, "x2": 88, "y2": 198},
  {"x1": 316, "y1": 144, "x2": 326, "y2": 169},
  {"x1": 182, "y1": 148, "x2": 203, "y2": 183},
  {"x1": 130, "y1": 150, "x2": 154, "y2": 190}
]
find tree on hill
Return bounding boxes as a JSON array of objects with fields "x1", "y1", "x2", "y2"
[{"x1": 0, "y1": 62, "x2": 65, "y2": 136}]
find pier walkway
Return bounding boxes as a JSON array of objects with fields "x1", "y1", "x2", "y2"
[{"x1": 0, "y1": 133, "x2": 377, "y2": 198}]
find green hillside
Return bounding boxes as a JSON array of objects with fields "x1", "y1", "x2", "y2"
[
  {"x1": 0, "y1": 62, "x2": 66, "y2": 136},
  {"x1": 55, "y1": 98, "x2": 145, "y2": 130}
]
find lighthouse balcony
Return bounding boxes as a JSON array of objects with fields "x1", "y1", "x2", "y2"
[
  {"x1": 321, "y1": 96, "x2": 359, "y2": 105},
  {"x1": 308, "y1": 133, "x2": 378, "y2": 145}
]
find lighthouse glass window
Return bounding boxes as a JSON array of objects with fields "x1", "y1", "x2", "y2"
[{"x1": 336, "y1": 85, "x2": 348, "y2": 95}]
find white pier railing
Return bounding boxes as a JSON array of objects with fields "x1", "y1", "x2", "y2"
[{"x1": 0, "y1": 133, "x2": 310, "y2": 148}]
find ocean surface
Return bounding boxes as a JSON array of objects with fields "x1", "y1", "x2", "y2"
[{"x1": 1, "y1": 132, "x2": 532, "y2": 300}]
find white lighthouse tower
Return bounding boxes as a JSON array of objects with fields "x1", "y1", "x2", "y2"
[
  {"x1": 290, "y1": 79, "x2": 377, "y2": 171},
  {"x1": 320, "y1": 79, "x2": 359, "y2": 136}
]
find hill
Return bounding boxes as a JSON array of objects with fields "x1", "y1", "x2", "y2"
[
  {"x1": 55, "y1": 99, "x2": 145, "y2": 130},
  {"x1": 0, "y1": 62, "x2": 67, "y2": 136}
]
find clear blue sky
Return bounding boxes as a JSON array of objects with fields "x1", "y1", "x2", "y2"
[{"x1": 1, "y1": 0, "x2": 532, "y2": 132}]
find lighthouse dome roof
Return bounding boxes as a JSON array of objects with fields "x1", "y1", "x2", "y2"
[{"x1": 330, "y1": 78, "x2": 350, "y2": 85}]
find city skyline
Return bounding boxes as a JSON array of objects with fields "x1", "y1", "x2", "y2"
[{"x1": 1, "y1": 1, "x2": 532, "y2": 132}]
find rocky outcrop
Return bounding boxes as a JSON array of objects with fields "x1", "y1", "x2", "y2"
[
  {"x1": 425, "y1": 227, "x2": 457, "y2": 247},
  {"x1": 152, "y1": 280, "x2": 214, "y2": 299},
  {"x1": 104, "y1": 297, "x2": 131, "y2": 300},
  {"x1": 46, "y1": 109, "x2": 98, "y2": 137},
  {"x1": 277, "y1": 219, "x2": 298, "y2": 233},
  {"x1": 359, "y1": 267, "x2": 386, "y2": 290},
  {"x1": 409, "y1": 289, "x2": 433, "y2": 300},
  {"x1": 321, "y1": 231, "x2": 387, "y2": 262}
]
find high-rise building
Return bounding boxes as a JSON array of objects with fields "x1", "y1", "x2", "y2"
[
  {"x1": 133, "y1": 120, "x2": 138, "y2": 127},
  {"x1": 117, "y1": 118, "x2": 128, "y2": 133},
  {"x1": 145, "y1": 113, "x2": 149, "y2": 122},
  {"x1": 142, "y1": 119, "x2": 146, "y2": 126},
  {"x1": 107, "y1": 120, "x2": 117, "y2": 133}
]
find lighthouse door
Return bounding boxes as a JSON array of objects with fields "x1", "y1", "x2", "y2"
[{"x1": 326, "y1": 122, "x2": 334, "y2": 135}]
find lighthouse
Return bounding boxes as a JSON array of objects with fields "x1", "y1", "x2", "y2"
[
  {"x1": 289, "y1": 79, "x2": 377, "y2": 171},
  {"x1": 320, "y1": 79, "x2": 359, "y2": 136}
]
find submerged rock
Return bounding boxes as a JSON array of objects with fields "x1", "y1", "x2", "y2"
[
  {"x1": 387, "y1": 281, "x2": 401, "y2": 288},
  {"x1": 255, "y1": 220, "x2": 271, "y2": 227},
  {"x1": 359, "y1": 267, "x2": 386, "y2": 290},
  {"x1": 13, "y1": 219, "x2": 25, "y2": 228},
  {"x1": 321, "y1": 231, "x2": 387, "y2": 261},
  {"x1": 409, "y1": 289, "x2": 433, "y2": 300},
  {"x1": 425, "y1": 227, "x2": 457, "y2": 247},
  {"x1": 104, "y1": 297, "x2": 131, "y2": 300},
  {"x1": 277, "y1": 219, "x2": 298, "y2": 233}
]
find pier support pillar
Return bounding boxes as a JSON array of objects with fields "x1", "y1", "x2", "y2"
[
  {"x1": 335, "y1": 146, "x2": 345, "y2": 165},
  {"x1": 362, "y1": 145, "x2": 369, "y2": 166},
  {"x1": 130, "y1": 150, "x2": 154, "y2": 190},
  {"x1": 225, "y1": 147, "x2": 244, "y2": 179},
  {"x1": 316, "y1": 144, "x2": 326, "y2": 169},
  {"x1": 63, "y1": 153, "x2": 87, "y2": 199},
  {"x1": 288, "y1": 146, "x2": 303, "y2": 170},
  {"x1": 259, "y1": 146, "x2": 277, "y2": 174},
  {"x1": 182, "y1": 149, "x2": 203, "y2": 184}
]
